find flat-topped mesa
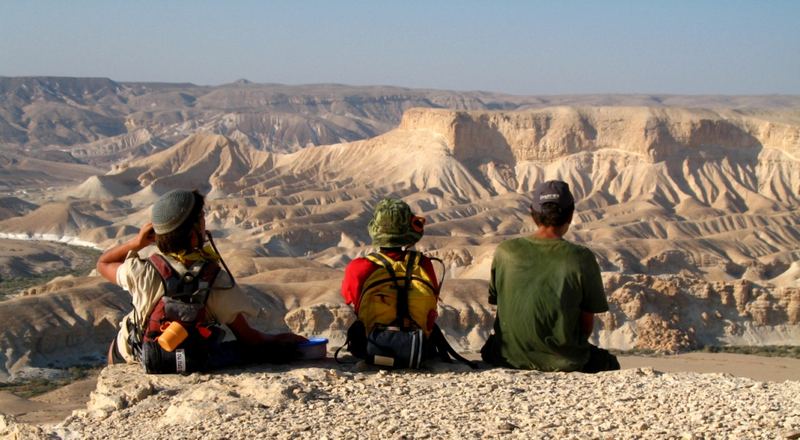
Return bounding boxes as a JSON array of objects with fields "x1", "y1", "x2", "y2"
[{"x1": 399, "y1": 107, "x2": 800, "y2": 163}]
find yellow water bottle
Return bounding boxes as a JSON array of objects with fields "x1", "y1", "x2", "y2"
[{"x1": 158, "y1": 321, "x2": 188, "y2": 352}]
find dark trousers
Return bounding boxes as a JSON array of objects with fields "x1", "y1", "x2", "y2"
[
  {"x1": 109, "y1": 337, "x2": 298, "y2": 371},
  {"x1": 581, "y1": 345, "x2": 620, "y2": 373},
  {"x1": 481, "y1": 334, "x2": 620, "y2": 373}
]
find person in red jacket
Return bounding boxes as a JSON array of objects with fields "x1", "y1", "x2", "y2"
[{"x1": 341, "y1": 198, "x2": 439, "y2": 331}]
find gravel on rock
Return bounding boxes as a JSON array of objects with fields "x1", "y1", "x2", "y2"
[{"x1": 8, "y1": 362, "x2": 797, "y2": 439}]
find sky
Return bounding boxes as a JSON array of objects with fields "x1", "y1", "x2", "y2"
[{"x1": 1, "y1": 1, "x2": 799, "y2": 95}]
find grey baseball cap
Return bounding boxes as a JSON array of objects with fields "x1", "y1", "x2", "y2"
[
  {"x1": 531, "y1": 180, "x2": 575, "y2": 212},
  {"x1": 151, "y1": 189, "x2": 197, "y2": 234}
]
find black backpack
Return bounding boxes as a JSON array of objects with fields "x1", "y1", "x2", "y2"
[{"x1": 132, "y1": 254, "x2": 223, "y2": 374}]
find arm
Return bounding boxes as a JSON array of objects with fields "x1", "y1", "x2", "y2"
[
  {"x1": 96, "y1": 223, "x2": 155, "y2": 284},
  {"x1": 227, "y1": 313, "x2": 307, "y2": 346},
  {"x1": 341, "y1": 262, "x2": 359, "y2": 307},
  {"x1": 580, "y1": 311, "x2": 594, "y2": 338},
  {"x1": 227, "y1": 314, "x2": 307, "y2": 364},
  {"x1": 579, "y1": 249, "x2": 609, "y2": 313},
  {"x1": 488, "y1": 255, "x2": 498, "y2": 305},
  {"x1": 341, "y1": 258, "x2": 373, "y2": 311},
  {"x1": 579, "y1": 249, "x2": 607, "y2": 339}
]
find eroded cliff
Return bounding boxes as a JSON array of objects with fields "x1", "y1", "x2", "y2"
[{"x1": 400, "y1": 107, "x2": 800, "y2": 163}]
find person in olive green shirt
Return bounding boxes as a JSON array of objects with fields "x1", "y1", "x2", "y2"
[{"x1": 481, "y1": 180, "x2": 619, "y2": 373}]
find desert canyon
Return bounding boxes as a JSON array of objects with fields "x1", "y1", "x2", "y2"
[{"x1": 0, "y1": 77, "x2": 798, "y2": 438}]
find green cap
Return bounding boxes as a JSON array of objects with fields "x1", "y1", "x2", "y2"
[
  {"x1": 368, "y1": 199, "x2": 422, "y2": 248},
  {"x1": 151, "y1": 189, "x2": 196, "y2": 234}
]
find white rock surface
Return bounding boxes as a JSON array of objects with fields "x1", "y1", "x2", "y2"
[{"x1": 23, "y1": 363, "x2": 797, "y2": 439}]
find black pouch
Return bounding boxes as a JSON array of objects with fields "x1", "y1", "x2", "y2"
[
  {"x1": 162, "y1": 297, "x2": 204, "y2": 322},
  {"x1": 140, "y1": 340, "x2": 208, "y2": 374},
  {"x1": 345, "y1": 320, "x2": 368, "y2": 359},
  {"x1": 366, "y1": 326, "x2": 425, "y2": 369}
]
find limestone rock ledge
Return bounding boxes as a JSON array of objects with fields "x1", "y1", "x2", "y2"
[
  {"x1": 400, "y1": 107, "x2": 800, "y2": 163},
  {"x1": 598, "y1": 275, "x2": 800, "y2": 352},
  {"x1": 11, "y1": 363, "x2": 797, "y2": 439}
]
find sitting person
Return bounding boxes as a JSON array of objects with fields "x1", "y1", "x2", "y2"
[
  {"x1": 97, "y1": 189, "x2": 306, "y2": 373},
  {"x1": 481, "y1": 180, "x2": 619, "y2": 373},
  {"x1": 340, "y1": 199, "x2": 439, "y2": 344},
  {"x1": 339, "y1": 198, "x2": 472, "y2": 368}
]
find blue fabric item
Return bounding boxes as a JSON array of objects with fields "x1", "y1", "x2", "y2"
[{"x1": 299, "y1": 337, "x2": 329, "y2": 347}]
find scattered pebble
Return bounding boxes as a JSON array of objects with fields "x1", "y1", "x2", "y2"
[{"x1": 7, "y1": 362, "x2": 794, "y2": 439}]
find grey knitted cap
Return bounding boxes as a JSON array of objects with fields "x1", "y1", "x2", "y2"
[{"x1": 151, "y1": 189, "x2": 196, "y2": 234}]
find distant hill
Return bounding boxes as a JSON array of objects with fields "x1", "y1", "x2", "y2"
[
  {"x1": 2, "y1": 76, "x2": 799, "y2": 166},
  {"x1": 8, "y1": 106, "x2": 797, "y2": 280},
  {"x1": 0, "y1": 78, "x2": 799, "y2": 379},
  {"x1": 1, "y1": 104, "x2": 799, "y2": 378}
]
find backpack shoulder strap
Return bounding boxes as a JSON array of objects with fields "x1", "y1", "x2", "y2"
[
  {"x1": 394, "y1": 252, "x2": 419, "y2": 326},
  {"x1": 365, "y1": 252, "x2": 395, "y2": 272},
  {"x1": 430, "y1": 324, "x2": 479, "y2": 369},
  {"x1": 147, "y1": 255, "x2": 219, "y2": 305},
  {"x1": 364, "y1": 252, "x2": 417, "y2": 328},
  {"x1": 148, "y1": 254, "x2": 173, "y2": 278},
  {"x1": 195, "y1": 260, "x2": 221, "y2": 284},
  {"x1": 428, "y1": 255, "x2": 445, "y2": 278},
  {"x1": 364, "y1": 252, "x2": 404, "y2": 292},
  {"x1": 192, "y1": 260, "x2": 220, "y2": 305},
  {"x1": 148, "y1": 254, "x2": 181, "y2": 297}
]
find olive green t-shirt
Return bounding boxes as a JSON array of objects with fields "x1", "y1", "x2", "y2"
[{"x1": 489, "y1": 236, "x2": 608, "y2": 371}]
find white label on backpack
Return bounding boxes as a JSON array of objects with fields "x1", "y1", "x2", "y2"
[
  {"x1": 374, "y1": 355, "x2": 395, "y2": 367},
  {"x1": 409, "y1": 334, "x2": 418, "y2": 368},
  {"x1": 175, "y1": 349, "x2": 186, "y2": 373}
]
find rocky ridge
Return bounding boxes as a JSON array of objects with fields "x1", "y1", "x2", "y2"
[
  {"x1": 2, "y1": 363, "x2": 797, "y2": 439},
  {"x1": 0, "y1": 259, "x2": 796, "y2": 380},
  {"x1": 401, "y1": 107, "x2": 800, "y2": 163},
  {"x1": 0, "y1": 105, "x2": 798, "y2": 379},
  {"x1": 3, "y1": 76, "x2": 799, "y2": 165},
  {"x1": 6, "y1": 106, "x2": 792, "y2": 278}
]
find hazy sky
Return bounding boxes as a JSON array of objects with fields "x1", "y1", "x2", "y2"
[{"x1": 1, "y1": 1, "x2": 798, "y2": 95}]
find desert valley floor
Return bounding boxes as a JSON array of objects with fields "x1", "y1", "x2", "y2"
[{"x1": 0, "y1": 78, "x2": 798, "y2": 437}]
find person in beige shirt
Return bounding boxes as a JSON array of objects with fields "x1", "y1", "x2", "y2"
[{"x1": 97, "y1": 189, "x2": 305, "y2": 371}]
